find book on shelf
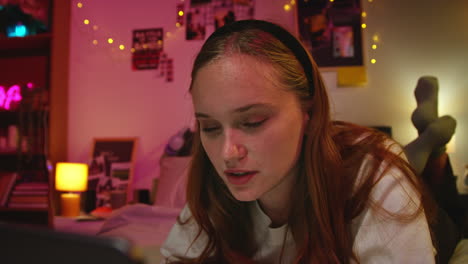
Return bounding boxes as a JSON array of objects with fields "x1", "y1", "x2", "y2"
[
  {"x1": 8, "y1": 203, "x2": 48, "y2": 209},
  {"x1": 0, "y1": 172, "x2": 18, "y2": 207},
  {"x1": 11, "y1": 189, "x2": 49, "y2": 196},
  {"x1": 8, "y1": 195, "x2": 48, "y2": 204},
  {"x1": 7, "y1": 180, "x2": 49, "y2": 209},
  {"x1": 13, "y1": 182, "x2": 49, "y2": 190}
]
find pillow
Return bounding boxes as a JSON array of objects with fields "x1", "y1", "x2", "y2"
[{"x1": 154, "y1": 156, "x2": 190, "y2": 208}]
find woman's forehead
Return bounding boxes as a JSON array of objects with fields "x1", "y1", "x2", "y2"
[{"x1": 191, "y1": 55, "x2": 298, "y2": 117}]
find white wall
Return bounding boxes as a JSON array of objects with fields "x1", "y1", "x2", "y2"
[{"x1": 69, "y1": 0, "x2": 468, "y2": 190}]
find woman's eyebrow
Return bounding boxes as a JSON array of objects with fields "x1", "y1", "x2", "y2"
[
  {"x1": 195, "y1": 112, "x2": 211, "y2": 118},
  {"x1": 233, "y1": 103, "x2": 274, "y2": 113},
  {"x1": 195, "y1": 103, "x2": 275, "y2": 118}
]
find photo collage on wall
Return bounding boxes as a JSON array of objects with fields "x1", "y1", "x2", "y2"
[
  {"x1": 186, "y1": 0, "x2": 255, "y2": 40},
  {"x1": 296, "y1": 0, "x2": 363, "y2": 67}
]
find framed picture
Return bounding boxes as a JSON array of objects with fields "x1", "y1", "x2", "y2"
[
  {"x1": 297, "y1": 0, "x2": 363, "y2": 68},
  {"x1": 88, "y1": 138, "x2": 138, "y2": 208}
]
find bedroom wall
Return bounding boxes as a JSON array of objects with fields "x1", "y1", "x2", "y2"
[{"x1": 68, "y1": 0, "x2": 468, "y2": 191}]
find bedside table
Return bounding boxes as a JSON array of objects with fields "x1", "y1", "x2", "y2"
[{"x1": 54, "y1": 216, "x2": 105, "y2": 235}]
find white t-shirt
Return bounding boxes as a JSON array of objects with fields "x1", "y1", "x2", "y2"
[{"x1": 160, "y1": 152, "x2": 435, "y2": 263}]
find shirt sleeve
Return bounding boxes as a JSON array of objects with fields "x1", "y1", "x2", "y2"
[
  {"x1": 352, "y1": 153, "x2": 435, "y2": 263},
  {"x1": 159, "y1": 204, "x2": 209, "y2": 263}
]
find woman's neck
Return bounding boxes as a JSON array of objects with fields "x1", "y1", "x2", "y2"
[{"x1": 258, "y1": 166, "x2": 299, "y2": 228}]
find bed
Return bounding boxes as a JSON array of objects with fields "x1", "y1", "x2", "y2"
[{"x1": 96, "y1": 156, "x2": 190, "y2": 264}]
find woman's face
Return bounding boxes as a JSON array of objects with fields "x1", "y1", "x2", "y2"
[{"x1": 191, "y1": 54, "x2": 308, "y2": 203}]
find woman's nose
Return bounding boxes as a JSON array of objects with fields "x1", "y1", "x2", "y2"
[{"x1": 223, "y1": 132, "x2": 247, "y2": 166}]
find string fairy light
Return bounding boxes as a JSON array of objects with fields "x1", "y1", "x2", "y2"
[
  {"x1": 283, "y1": 0, "x2": 296, "y2": 12},
  {"x1": 362, "y1": 1, "x2": 381, "y2": 65},
  {"x1": 75, "y1": 1, "x2": 126, "y2": 53}
]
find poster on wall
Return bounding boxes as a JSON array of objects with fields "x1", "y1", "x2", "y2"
[
  {"x1": 297, "y1": 0, "x2": 363, "y2": 68},
  {"x1": 186, "y1": 0, "x2": 254, "y2": 40},
  {"x1": 132, "y1": 28, "x2": 163, "y2": 70}
]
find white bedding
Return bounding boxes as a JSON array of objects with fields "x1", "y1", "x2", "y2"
[{"x1": 97, "y1": 203, "x2": 182, "y2": 264}]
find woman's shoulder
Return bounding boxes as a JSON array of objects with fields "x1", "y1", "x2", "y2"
[{"x1": 160, "y1": 204, "x2": 208, "y2": 261}]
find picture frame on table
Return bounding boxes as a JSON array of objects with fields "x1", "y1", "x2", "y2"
[{"x1": 88, "y1": 138, "x2": 138, "y2": 209}]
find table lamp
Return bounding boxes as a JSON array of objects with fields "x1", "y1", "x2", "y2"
[{"x1": 55, "y1": 162, "x2": 88, "y2": 217}]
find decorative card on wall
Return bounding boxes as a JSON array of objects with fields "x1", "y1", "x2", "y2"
[
  {"x1": 297, "y1": 0, "x2": 363, "y2": 68},
  {"x1": 186, "y1": 8, "x2": 207, "y2": 40},
  {"x1": 132, "y1": 28, "x2": 163, "y2": 70}
]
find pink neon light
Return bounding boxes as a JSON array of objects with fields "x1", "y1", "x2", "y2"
[
  {"x1": 0, "y1": 85, "x2": 23, "y2": 110},
  {"x1": 27, "y1": 82, "x2": 34, "y2": 89}
]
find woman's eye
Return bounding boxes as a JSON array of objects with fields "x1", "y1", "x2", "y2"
[
  {"x1": 201, "y1": 126, "x2": 220, "y2": 133},
  {"x1": 243, "y1": 119, "x2": 267, "y2": 128}
]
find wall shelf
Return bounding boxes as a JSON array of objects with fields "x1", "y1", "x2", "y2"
[{"x1": 0, "y1": 34, "x2": 52, "y2": 57}]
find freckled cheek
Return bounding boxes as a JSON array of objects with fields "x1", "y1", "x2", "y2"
[
  {"x1": 201, "y1": 139, "x2": 225, "y2": 167},
  {"x1": 263, "y1": 125, "x2": 303, "y2": 163}
]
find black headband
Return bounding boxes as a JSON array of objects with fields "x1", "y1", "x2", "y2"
[{"x1": 207, "y1": 19, "x2": 315, "y2": 96}]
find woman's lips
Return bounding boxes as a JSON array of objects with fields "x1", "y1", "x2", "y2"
[{"x1": 224, "y1": 170, "x2": 257, "y2": 185}]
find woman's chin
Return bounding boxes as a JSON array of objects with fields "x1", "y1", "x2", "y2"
[{"x1": 229, "y1": 189, "x2": 259, "y2": 202}]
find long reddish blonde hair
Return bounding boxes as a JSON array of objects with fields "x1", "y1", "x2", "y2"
[{"x1": 172, "y1": 20, "x2": 435, "y2": 264}]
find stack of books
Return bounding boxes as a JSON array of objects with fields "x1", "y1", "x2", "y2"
[
  {"x1": 8, "y1": 181, "x2": 49, "y2": 209},
  {"x1": 0, "y1": 172, "x2": 18, "y2": 207}
]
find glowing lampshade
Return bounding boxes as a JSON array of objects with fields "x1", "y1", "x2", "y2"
[
  {"x1": 56, "y1": 162, "x2": 88, "y2": 191},
  {"x1": 55, "y1": 162, "x2": 88, "y2": 217}
]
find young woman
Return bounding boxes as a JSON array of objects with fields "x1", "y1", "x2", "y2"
[{"x1": 160, "y1": 20, "x2": 435, "y2": 263}]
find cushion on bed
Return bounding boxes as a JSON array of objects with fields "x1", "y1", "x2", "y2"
[{"x1": 154, "y1": 156, "x2": 190, "y2": 208}]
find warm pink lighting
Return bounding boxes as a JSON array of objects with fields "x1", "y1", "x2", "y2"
[
  {"x1": 0, "y1": 85, "x2": 23, "y2": 110},
  {"x1": 27, "y1": 82, "x2": 34, "y2": 89}
]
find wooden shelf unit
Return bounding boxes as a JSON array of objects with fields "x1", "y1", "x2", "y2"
[{"x1": 0, "y1": 0, "x2": 70, "y2": 228}]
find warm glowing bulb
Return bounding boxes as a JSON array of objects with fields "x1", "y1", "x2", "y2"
[
  {"x1": 92, "y1": 40, "x2": 98, "y2": 45},
  {"x1": 330, "y1": 0, "x2": 334, "y2": 2},
  {"x1": 108, "y1": 38, "x2": 114, "y2": 44},
  {"x1": 284, "y1": 4, "x2": 291, "y2": 11},
  {"x1": 93, "y1": 25, "x2": 98, "y2": 31},
  {"x1": 83, "y1": 19, "x2": 90, "y2": 25},
  {"x1": 362, "y1": 12, "x2": 367, "y2": 17},
  {"x1": 178, "y1": 11, "x2": 184, "y2": 16},
  {"x1": 371, "y1": 59, "x2": 376, "y2": 64},
  {"x1": 176, "y1": 22, "x2": 181, "y2": 27},
  {"x1": 119, "y1": 45, "x2": 125, "y2": 50},
  {"x1": 361, "y1": 23, "x2": 367, "y2": 29},
  {"x1": 368, "y1": 0, "x2": 373, "y2": 2},
  {"x1": 372, "y1": 44, "x2": 377, "y2": 49},
  {"x1": 290, "y1": 0, "x2": 296, "y2": 4},
  {"x1": 373, "y1": 34, "x2": 379, "y2": 42},
  {"x1": 77, "y1": 2, "x2": 83, "y2": 8},
  {"x1": 131, "y1": 48, "x2": 136, "y2": 53}
]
